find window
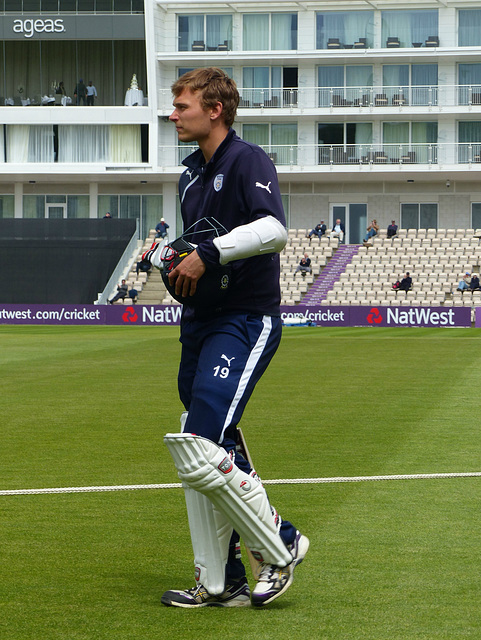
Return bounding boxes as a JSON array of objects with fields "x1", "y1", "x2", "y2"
[
  {"x1": 3, "y1": 125, "x2": 144, "y2": 164},
  {"x1": 67, "y1": 196, "x2": 89, "y2": 218},
  {"x1": 382, "y1": 64, "x2": 438, "y2": 105},
  {"x1": 318, "y1": 122, "x2": 372, "y2": 163},
  {"x1": 317, "y1": 65, "x2": 373, "y2": 106},
  {"x1": 243, "y1": 13, "x2": 297, "y2": 50},
  {"x1": 458, "y1": 122, "x2": 481, "y2": 163},
  {"x1": 316, "y1": 11, "x2": 374, "y2": 49},
  {"x1": 41, "y1": 1, "x2": 60, "y2": 10},
  {"x1": 381, "y1": 10, "x2": 438, "y2": 48},
  {"x1": 1, "y1": 39, "x2": 146, "y2": 106},
  {"x1": 22, "y1": 195, "x2": 89, "y2": 219},
  {"x1": 23, "y1": 0, "x2": 41, "y2": 10},
  {"x1": 459, "y1": 9, "x2": 481, "y2": 46},
  {"x1": 0, "y1": 196, "x2": 14, "y2": 219},
  {"x1": 242, "y1": 123, "x2": 297, "y2": 164},
  {"x1": 241, "y1": 67, "x2": 297, "y2": 107},
  {"x1": 98, "y1": 194, "x2": 162, "y2": 239},
  {"x1": 383, "y1": 121, "x2": 437, "y2": 163},
  {"x1": 401, "y1": 203, "x2": 437, "y2": 229},
  {"x1": 58, "y1": 125, "x2": 142, "y2": 163},
  {"x1": 472, "y1": 203, "x2": 481, "y2": 229},
  {"x1": 178, "y1": 14, "x2": 232, "y2": 51},
  {"x1": 458, "y1": 64, "x2": 481, "y2": 105},
  {"x1": 6, "y1": 126, "x2": 55, "y2": 163}
]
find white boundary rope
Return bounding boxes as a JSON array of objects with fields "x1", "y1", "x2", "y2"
[{"x1": 1, "y1": 471, "x2": 481, "y2": 496}]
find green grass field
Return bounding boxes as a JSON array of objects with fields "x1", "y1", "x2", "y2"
[{"x1": 1, "y1": 325, "x2": 480, "y2": 640}]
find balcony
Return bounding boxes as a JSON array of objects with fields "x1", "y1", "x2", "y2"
[
  {"x1": 317, "y1": 144, "x2": 438, "y2": 165},
  {"x1": 159, "y1": 85, "x2": 455, "y2": 111},
  {"x1": 161, "y1": 143, "x2": 481, "y2": 170}
]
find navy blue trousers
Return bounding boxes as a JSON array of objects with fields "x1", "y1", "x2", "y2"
[{"x1": 178, "y1": 313, "x2": 297, "y2": 582}]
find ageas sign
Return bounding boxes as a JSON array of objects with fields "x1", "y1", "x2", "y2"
[{"x1": 13, "y1": 18, "x2": 65, "y2": 38}]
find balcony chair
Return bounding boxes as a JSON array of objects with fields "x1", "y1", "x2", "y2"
[
  {"x1": 386, "y1": 37, "x2": 400, "y2": 48},
  {"x1": 373, "y1": 151, "x2": 388, "y2": 163},
  {"x1": 374, "y1": 93, "x2": 388, "y2": 106},
  {"x1": 392, "y1": 94, "x2": 407, "y2": 106},
  {"x1": 401, "y1": 151, "x2": 416, "y2": 164},
  {"x1": 191, "y1": 40, "x2": 206, "y2": 51},
  {"x1": 354, "y1": 94, "x2": 370, "y2": 106},
  {"x1": 425, "y1": 36, "x2": 439, "y2": 47},
  {"x1": 217, "y1": 40, "x2": 229, "y2": 51},
  {"x1": 353, "y1": 37, "x2": 367, "y2": 49},
  {"x1": 263, "y1": 95, "x2": 279, "y2": 107},
  {"x1": 327, "y1": 38, "x2": 341, "y2": 49}
]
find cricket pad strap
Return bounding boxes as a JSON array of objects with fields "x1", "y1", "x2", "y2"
[
  {"x1": 164, "y1": 433, "x2": 293, "y2": 569},
  {"x1": 212, "y1": 216, "x2": 287, "y2": 266}
]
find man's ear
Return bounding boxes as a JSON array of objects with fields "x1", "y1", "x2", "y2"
[{"x1": 210, "y1": 101, "x2": 224, "y2": 121}]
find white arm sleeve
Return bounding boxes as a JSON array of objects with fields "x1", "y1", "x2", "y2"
[{"x1": 212, "y1": 216, "x2": 287, "y2": 266}]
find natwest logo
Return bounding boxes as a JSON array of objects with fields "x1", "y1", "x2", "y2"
[
  {"x1": 367, "y1": 307, "x2": 383, "y2": 324},
  {"x1": 122, "y1": 307, "x2": 138, "y2": 323},
  {"x1": 13, "y1": 18, "x2": 65, "y2": 38}
]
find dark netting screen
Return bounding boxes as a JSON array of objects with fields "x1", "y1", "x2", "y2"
[{"x1": 0, "y1": 219, "x2": 137, "y2": 304}]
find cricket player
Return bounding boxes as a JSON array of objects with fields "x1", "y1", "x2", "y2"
[{"x1": 156, "y1": 68, "x2": 309, "y2": 608}]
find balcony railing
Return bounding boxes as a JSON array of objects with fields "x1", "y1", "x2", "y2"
[
  {"x1": 158, "y1": 85, "x2": 481, "y2": 110},
  {"x1": 318, "y1": 144, "x2": 438, "y2": 165},
  {"x1": 164, "y1": 143, "x2": 481, "y2": 168},
  {"x1": 317, "y1": 85, "x2": 438, "y2": 107}
]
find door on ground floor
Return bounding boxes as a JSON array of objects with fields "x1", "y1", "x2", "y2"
[
  {"x1": 330, "y1": 203, "x2": 367, "y2": 244},
  {"x1": 46, "y1": 203, "x2": 67, "y2": 219}
]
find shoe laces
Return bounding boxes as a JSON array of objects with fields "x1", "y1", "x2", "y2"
[
  {"x1": 186, "y1": 584, "x2": 207, "y2": 598},
  {"x1": 258, "y1": 563, "x2": 278, "y2": 581}
]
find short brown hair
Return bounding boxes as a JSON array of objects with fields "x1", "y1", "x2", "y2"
[{"x1": 171, "y1": 67, "x2": 239, "y2": 128}]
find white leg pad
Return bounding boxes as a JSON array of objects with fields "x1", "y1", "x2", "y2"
[
  {"x1": 164, "y1": 433, "x2": 293, "y2": 569},
  {"x1": 178, "y1": 411, "x2": 232, "y2": 595},
  {"x1": 184, "y1": 487, "x2": 232, "y2": 595}
]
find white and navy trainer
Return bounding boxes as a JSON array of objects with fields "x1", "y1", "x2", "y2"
[
  {"x1": 251, "y1": 531, "x2": 310, "y2": 607},
  {"x1": 161, "y1": 577, "x2": 251, "y2": 608}
]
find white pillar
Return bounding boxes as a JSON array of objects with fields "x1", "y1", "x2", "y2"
[
  {"x1": 14, "y1": 183, "x2": 23, "y2": 218},
  {"x1": 89, "y1": 182, "x2": 98, "y2": 218}
]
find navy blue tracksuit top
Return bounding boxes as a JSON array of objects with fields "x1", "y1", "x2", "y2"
[{"x1": 178, "y1": 128, "x2": 286, "y2": 319}]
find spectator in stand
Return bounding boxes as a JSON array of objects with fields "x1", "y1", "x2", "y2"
[
  {"x1": 457, "y1": 272, "x2": 471, "y2": 292},
  {"x1": 469, "y1": 273, "x2": 480, "y2": 291},
  {"x1": 387, "y1": 220, "x2": 398, "y2": 238},
  {"x1": 155, "y1": 218, "x2": 170, "y2": 239},
  {"x1": 308, "y1": 221, "x2": 326, "y2": 239},
  {"x1": 56, "y1": 81, "x2": 67, "y2": 97},
  {"x1": 74, "y1": 78, "x2": 87, "y2": 105},
  {"x1": 86, "y1": 81, "x2": 97, "y2": 106},
  {"x1": 363, "y1": 219, "x2": 379, "y2": 244},
  {"x1": 392, "y1": 272, "x2": 412, "y2": 291},
  {"x1": 109, "y1": 279, "x2": 128, "y2": 304},
  {"x1": 103, "y1": 212, "x2": 112, "y2": 218},
  {"x1": 294, "y1": 252, "x2": 312, "y2": 277},
  {"x1": 330, "y1": 218, "x2": 345, "y2": 243}
]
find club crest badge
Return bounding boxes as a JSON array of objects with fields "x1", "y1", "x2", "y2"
[
  {"x1": 213, "y1": 174, "x2": 224, "y2": 192},
  {"x1": 220, "y1": 274, "x2": 230, "y2": 290}
]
